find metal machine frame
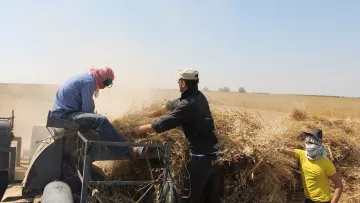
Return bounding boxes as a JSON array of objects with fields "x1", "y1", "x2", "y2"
[
  {"x1": 12, "y1": 137, "x2": 21, "y2": 167},
  {"x1": 45, "y1": 111, "x2": 173, "y2": 203},
  {"x1": 0, "y1": 110, "x2": 21, "y2": 182},
  {"x1": 76, "y1": 133, "x2": 172, "y2": 203},
  {"x1": 0, "y1": 147, "x2": 16, "y2": 182}
]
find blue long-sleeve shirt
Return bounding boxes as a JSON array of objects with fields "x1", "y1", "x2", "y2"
[{"x1": 51, "y1": 72, "x2": 96, "y2": 118}]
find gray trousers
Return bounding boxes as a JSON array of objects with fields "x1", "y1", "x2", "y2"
[{"x1": 64, "y1": 112, "x2": 131, "y2": 156}]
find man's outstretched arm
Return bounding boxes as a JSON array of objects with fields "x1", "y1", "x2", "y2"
[
  {"x1": 277, "y1": 148, "x2": 297, "y2": 158},
  {"x1": 133, "y1": 101, "x2": 191, "y2": 136},
  {"x1": 146, "y1": 105, "x2": 167, "y2": 117},
  {"x1": 146, "y1": 99, "x2": 180, "y2": 117},
  {"x1": 329, "y1": 173, "x2": 343, "y2": 203},
  {"x1": 132, "y1": 124, "x2": 155, "y2": 136}
]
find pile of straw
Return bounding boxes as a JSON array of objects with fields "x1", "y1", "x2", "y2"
[{"x1": 97, "y1": 102, "x2": 360, "y2": 203}]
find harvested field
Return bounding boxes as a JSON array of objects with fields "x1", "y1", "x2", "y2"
[
  {"x1": 0, "y1": 83, "x2": 359, "y2": 202},
  {"x1": 150, "y1": 89, "x2": 360, "y2": 119},
  {"x1": 2, "y1": 83, "x2": 359, "y2": 151},
  {"x1": 95, "y1": 101, "x2": 360, "y2": 203}
]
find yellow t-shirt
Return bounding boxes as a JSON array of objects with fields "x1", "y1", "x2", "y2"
[{"x1": 294, "y1": 149, "x2": 336, "y2": 202}]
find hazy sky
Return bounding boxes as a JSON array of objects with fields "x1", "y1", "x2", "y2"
[{"x1": 0, "y1": 1, "x2": 359, "y2": 97}]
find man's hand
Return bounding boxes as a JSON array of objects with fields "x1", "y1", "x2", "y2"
[
  {"x1": 131, "y1": 124, "x2": 155, "y2": 136},
  {"x1": 131, "y1": 127, "x2": 143, "y2": 137},
  {"x1": 145, "y1": 105, "x2": 167, "y2": 118},
  {"x1": 276, "y1": 148, "x2": 297, "y2": 158},
  {"x1": 144, "y1": 112, "x2": 154, "y2": 118}
]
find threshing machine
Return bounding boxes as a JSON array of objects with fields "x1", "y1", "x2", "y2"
[{"x1": 1, "y1": 111, "x2": 178, "y2": 203}]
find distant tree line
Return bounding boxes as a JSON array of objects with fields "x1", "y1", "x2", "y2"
[
  {"x1": 238, "y1": 87, "x2": 246, "y2": 93},
  {"x1": 201, "y1": 88, "x2": 358, "y2": 98},
  {"x1": 202, "y1": 87, "x2": 247, "y2": 93},
  {"x1": 218, "y1": 87, "x2": 230, "y2": 92}
]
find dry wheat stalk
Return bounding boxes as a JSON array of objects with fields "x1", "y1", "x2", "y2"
[{"x1": 95, "y1": 102, "x2": 360, "y2": 203}]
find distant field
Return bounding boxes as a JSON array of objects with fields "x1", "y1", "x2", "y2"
[
  {"x1": 1, "y1": 83, "x2": 360, "y2": 150},
  {"x1": 1, "y1": 83, "x2": 359, "y2": 118},
  {"x1": 149, "y1": 89, "x2": 360, "y2": 119}
]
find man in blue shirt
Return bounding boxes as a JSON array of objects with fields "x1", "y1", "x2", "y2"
[{"x1": 51, "y1": 67, "x2": 139, "y2": 157}]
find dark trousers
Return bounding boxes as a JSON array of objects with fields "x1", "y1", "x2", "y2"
[
  {"x1": 305, "y1": 198, "x2": 330, "y2": 203},
  {"x1": 64, "y1": 112, "x2": 131, "y2": 156},
  {"x1": 182, "y1": 155, "x2": 224, "y2": 203}
]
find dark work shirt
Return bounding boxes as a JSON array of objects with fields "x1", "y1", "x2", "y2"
[{"x1": 151, "y1": 86, "x2": 218, "y2": 154}]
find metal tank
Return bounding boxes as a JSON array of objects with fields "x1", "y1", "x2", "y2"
[{"x1": 41, "y1": 181, "x2": 74, "y2": 203}]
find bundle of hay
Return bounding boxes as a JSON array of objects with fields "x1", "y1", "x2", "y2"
[{"x1": 96, "y1": 102, "x2": 360, "y2": 203}]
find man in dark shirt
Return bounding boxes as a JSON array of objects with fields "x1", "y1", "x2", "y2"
[{"x1": 132, "y1": 68, "x2": 224, "y2": 203}]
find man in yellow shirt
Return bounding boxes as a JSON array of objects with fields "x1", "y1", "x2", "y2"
[{"x1": 279, "y1": 128, "x2": 343, "y2": 203}]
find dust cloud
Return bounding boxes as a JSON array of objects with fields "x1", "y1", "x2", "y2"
[{"x1": 0, "y1": 78, "x2": 179, "y2": 156}]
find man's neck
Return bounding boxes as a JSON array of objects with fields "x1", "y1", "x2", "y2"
[{"x1": 181, "y1": 85, "x2": 198, "y2": 98}]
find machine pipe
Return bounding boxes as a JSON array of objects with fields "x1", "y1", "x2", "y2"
[
  {"x1": 94, "y1": 140, "x2": 164, "y2": 147},
  {"x1": 77, "y1": 132, "x2": 165, "y2": 147}
]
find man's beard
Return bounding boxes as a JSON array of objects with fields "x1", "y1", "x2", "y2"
[{"x1": 179, "y1": 86, "x2": 185, "y2": 93}]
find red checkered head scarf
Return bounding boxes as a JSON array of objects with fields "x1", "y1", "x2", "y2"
[{"x1": 89, "y1": 67, "x2": 115, "y2": 97}]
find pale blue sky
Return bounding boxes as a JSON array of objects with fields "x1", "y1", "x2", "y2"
[{"x1": 0, "y1": 1, "x2": 359, "y2": 97}]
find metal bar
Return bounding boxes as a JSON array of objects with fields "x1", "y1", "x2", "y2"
[
  {"x1": 8, "y1": 147, "x2": 16, "y2": 182},
  {"x1": 88, "y1": 180, "x2": 158, "y2": 186},
  {"x1": 77, "y1": 132, "x2": 89, "y2": 144},
  {"x1": 164, "y1": 143, "x2": 171, "y2": 180},
  {"x1": 80, "y1": 143, "x2": 92, "y2": 203},
  {"x1": 0, "y1": 147, "x2": 14, "y2": 152},
  {"x1": 13, "y1": 137, "x2": 21, "y2": 167},
  {"x1": 77, "y1": 169, "x2": 83, "y2": 183},
  {"x1": 91, "y1": 154, "x2": 163, "y2": 161},
  {"x1": 92, "y1": 140, "x2": 164, "y2": 148},
  {"x1": 77, "y1": 132, "x2": 164, "y2": 148},
  {"x1": 12, "y1": 110, "x2": 14, "y2": 129}
]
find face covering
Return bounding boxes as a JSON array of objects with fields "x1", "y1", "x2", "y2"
[{"x1": 305, "y1": 136, "x2": 327, "y2": 160}]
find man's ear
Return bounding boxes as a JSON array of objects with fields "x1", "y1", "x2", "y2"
[{"x1": 181, "y1": 80, "x2": 186, "y2": 87}]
